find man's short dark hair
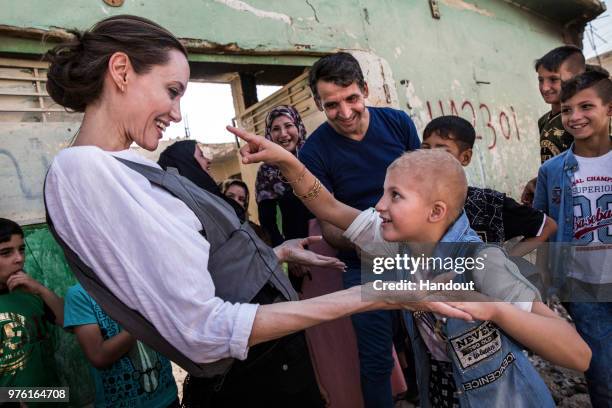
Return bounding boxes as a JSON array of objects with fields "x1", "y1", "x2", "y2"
[
  {"x1": 0, "y1": 218, "x2": 23, "y2": 244},
  {"x1": 308, "y1": 52, "x2": 366, "y2": 101},
  {"x1": 423, "y1": 116, "x2": 476, "y2": 151},
  {"x1": 534, "y1": 45, "x2": 585, "y2": 72},
  {"x1": 560, "y1": 70, "x2": 612, "y2": 103}
]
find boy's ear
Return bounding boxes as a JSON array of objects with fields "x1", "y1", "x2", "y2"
[
  {"x1": 607, "y1": 101, "x2": 612, "y2": 117},
  {"x1": 459, "y1": 148, "x2": 473, "y2": 166},
  {"x1": 429, "y1": 201, "x2": 448, "y2": 223}
]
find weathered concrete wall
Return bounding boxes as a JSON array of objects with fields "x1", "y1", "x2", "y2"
[
  {"x1": 588, "y1": 50, "x2": 612, "y2": 75},
  {"x1": 0, "y1": 0, "x2": 604, "y2": 225},
  {"x1": 0, "y1": 123, "x2": 78, "y2": 223}
]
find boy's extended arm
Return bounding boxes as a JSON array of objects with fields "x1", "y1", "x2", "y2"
[
  {"x1": 455, "y1": 301, "x2": 591, "y2": 372},
  {"x1": 508, "y1": 216, "x2": 557, "y2": 257},
  {"x1": 73, "y1": 324, "x2": 137, "y2": 369},
  {"x1": 6, "y1": 272, "x2": 64, "y2": 326},
  {"x1": 229, "y1": 126, "x2": 360, "y2": 230}
]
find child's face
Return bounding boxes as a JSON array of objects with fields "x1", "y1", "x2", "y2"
[
  {"x1": 561, "y1": 88, "x2": 612, "y2": 141},
  {"x1": 375, "y1": 169, "x2": 432, "y2": 242},
  {"x1": 421, "y1": 132, "x2": 472, "y2": 166},
  {"x1": 537, "y1": 63, "x2": 576, "y2": 106},
  {"x1": 538, "y1": 66, "x2": 562, "y2": 105},
  {"x1": 0, "y1": 234, "x2": 25, "y2": 287}
]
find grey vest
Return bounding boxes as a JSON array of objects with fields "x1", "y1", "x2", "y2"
[{"x1": 46, "y1": 158, "x2": 298, "y2": 378}]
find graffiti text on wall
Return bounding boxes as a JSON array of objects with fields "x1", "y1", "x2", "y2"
[{"x1": 425, "y1": 100, "x2": 520, "y2": 150}]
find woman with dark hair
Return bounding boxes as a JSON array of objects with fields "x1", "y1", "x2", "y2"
[
  {"x1": 256, "y1": 105, "x2": 313, "y2": 247},
  {"x1": 220, "y1": 178, "x2": 251, "y2": 215},
  {"x1": 43, "y1": 15, "x2": 471, "y2": 407}
]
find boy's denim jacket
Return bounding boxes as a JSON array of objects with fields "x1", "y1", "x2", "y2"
[
  {"x1": 403, "y1": 214, "x2": 554, "y2": 408},
  {"x1": 533, "y1": 146, "x2": 576, "y2": 289}
]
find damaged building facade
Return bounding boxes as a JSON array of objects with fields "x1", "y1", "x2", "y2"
[
  {"x1": 0, "y1": 1, "x2": 606, "y2": 404},
  {"x1": 1, "y1": 0, "x2": 606, "y2": 225}
]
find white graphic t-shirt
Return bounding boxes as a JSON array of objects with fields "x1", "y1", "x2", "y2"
[{"x1": 571, "y1": 150, "x2": 612, "y2": 284}]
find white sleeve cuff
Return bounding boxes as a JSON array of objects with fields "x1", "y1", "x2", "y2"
[
  {"x1": 535, "y1": 213, "x2": 547, "y2": 237},
  {"x1": 229, "y1": 303, "x2": 259, "y2": 360},
  {"x1": 343, "y1": 208, "x2": 378, "y2": 242}
]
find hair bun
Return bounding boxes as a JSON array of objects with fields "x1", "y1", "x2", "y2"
[{"x1": 44, "y1": 29, "x2": 93, "y2": 112}]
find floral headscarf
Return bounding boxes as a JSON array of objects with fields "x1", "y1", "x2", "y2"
[{"x1": 255, "y1": 105, "x2": 307, "y2": 202}]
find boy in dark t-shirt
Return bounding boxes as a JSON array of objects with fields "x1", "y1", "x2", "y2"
[
  {"x1": 0, "y1": 218, "x2": 63, "y2": 389},
  {"x1": 421, "y1": 116, "x2": 557, "y2": 257}
]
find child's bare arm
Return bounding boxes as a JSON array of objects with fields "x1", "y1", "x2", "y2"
[
  {"x1": 454, "y1": 301, "x2": 591, "y2": 372},
  {"x1": 7, "y1": 271, "x2": 64, "y2": 326},
  {"x1": 508, "y1": 216, "x2": 557, "y2": 257},
  {"x1": 73, "y1": 324, "x2": 137, "y2": 369},
  {"x1": 228, "y1": 126, "x2": 360, "y2": 231}
]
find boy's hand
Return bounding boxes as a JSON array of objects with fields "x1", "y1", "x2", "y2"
[
  {"x1": 6, "y1": 271, "x2": 44, "y2": 295},
  {"x1": 227, "y1": 126, "x2": 293, "y2": 165}
]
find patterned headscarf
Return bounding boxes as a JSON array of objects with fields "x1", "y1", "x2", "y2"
[{"x1": 255, "y1": 105, "x2": 307, "y2": 202}]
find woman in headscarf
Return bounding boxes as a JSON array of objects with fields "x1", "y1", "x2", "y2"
[
  {"x1": 256, "y1": 106, "x2": 313, "y2": 247},
  {"x1": 158, "y1": 140, "x2": 246, "y2": 222}
]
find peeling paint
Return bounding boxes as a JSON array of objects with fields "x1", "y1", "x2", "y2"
[
  {"x1": 394, "y1": 46, "x2": 402, "y2": 58},
  {"x1": 403, "y1": 81, "x2": 429, "y2": 133},
  {"x1": 440, "y1": 0, "x2": 494, "y2": 17},
  {"x1": 214, "y1": 0, "x2": 291, "y2": 25}
]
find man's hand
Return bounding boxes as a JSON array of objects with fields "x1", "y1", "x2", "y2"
[
  {"x1": 521, "y1": 177, "x2": 537, "y2": 206},
  {"x1": 7, "y1": 271, "x2": 45, "y2": 295},
  {"x1": 274, "y1": 236, "x2": 346, "y2": 271}
]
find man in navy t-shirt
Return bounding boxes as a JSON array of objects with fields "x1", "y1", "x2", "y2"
[{"x1": 299, "y1": 52, "x2": 420, "y2": 408}]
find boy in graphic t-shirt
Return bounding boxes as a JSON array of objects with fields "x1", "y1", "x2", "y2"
[
  {"x1": 64, "y1": 283, "x2": 178, "y2": 408},
  {"x1": 534, "y1": 70, "x2": 612, "y2": 407},
  {"x1": 521, "y1": 46, "x2": 586, "y2": 205},
  {"x1": 0, "y1": 218, "x2": 63, "y2": 392}
]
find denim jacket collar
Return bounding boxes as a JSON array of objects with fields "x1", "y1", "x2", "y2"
[
  {"x1": 562, "y1": 143, "x2": 578, "y2": 173},
  {"x1": 441, "y1": 212, "x2": 481, "y2": 244}
]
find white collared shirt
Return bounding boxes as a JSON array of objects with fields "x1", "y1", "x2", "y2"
[{"x1": 45, "y1": 146, "x2": 258, "y2": 363}]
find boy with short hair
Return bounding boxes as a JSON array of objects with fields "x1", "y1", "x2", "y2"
[
  {"x1": 534, "y1": 70, "x2": 612, "y2": 407},
  {"x1": 0, "y1": 218, "x2": 63, "y2": 388},
  {"x1": 64, "y1": 283, "x2": 179, "y2": 407},
  {"x1": 229, "y1": 126, "x2": 592, "y2": 407},
  {"x1": 421, "y1": 115, "x2": 557, "y2": 256},
  {"x1": 522, "y1": 45, "x2": 586, "y2": 205}
]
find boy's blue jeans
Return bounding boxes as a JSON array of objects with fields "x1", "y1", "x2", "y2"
[{"x1": 566, "y1": 302, "x2": 612, "y2": 408}]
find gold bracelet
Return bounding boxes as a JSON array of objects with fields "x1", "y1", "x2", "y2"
[
  {"x1": 296, "y1": 177, "x2": 322, "y2": 201},
  {"x1": 280, "y1": 165, "x2": 307, "y2": 185}
]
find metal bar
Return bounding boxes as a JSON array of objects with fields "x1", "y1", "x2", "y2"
[
  {"x1": 34, "y1": 68, "x2": 46, "y2": 122},
  {"x1": 0, "y1": 91, "x2": 49, "y2": 97},
  {"x1": 0, "y1": 107, "x2": 67, "y2": 112},
  {"x1": 0, "y1": 75, "x2": 47, "y2": 82}
]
